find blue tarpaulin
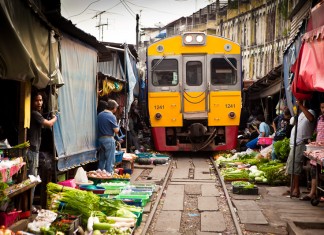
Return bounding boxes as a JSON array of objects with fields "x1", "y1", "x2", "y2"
[{"x1": 54, "y1": 34, "x2": 98, "y2": 171}]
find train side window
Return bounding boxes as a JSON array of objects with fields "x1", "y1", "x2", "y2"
[
  {"x1": 151, "y1": 59, "x2": 178, "y2": 86},
  {"x1": 186, "y1": 61, "x2": 202, "y2": 86},
  {"x1": 211, "y1": 58, "x2": 237, "y2": 85}
]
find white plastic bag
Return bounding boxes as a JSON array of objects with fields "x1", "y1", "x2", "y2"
[{"x1": 74, "y1": 167, "x2": 88, "y2": 183}]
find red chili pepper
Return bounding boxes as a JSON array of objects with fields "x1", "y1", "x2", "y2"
[{"x1": 60, "y1": 219, "x2": 73, "y2": 223}]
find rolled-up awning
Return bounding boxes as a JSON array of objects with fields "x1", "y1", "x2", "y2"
[
  {"x1": 291, "y1": 24, "x2": 324, "y2": 100},
  {"x1": 0, "y1": 0, "x2": 61, "y2": 88}
]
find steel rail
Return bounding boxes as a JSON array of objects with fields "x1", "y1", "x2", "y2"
[
  {"x1": 212, "y1": 158, "x2": 243, "y2": 235},
  {"x1": 140, "y1": 158, "x2": 174, "y2": 235}
]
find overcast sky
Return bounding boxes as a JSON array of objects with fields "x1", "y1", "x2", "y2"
[{"x1": 60, "y1": 0, "x2": 211, "y2": 44}]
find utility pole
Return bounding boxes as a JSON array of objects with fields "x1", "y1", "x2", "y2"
[
  {"x1": 136, "y1": 14, "x2": 139, "y2": 51},
  {"x1": 93, "y1": 11, "x2": 107, "y2": 41}
]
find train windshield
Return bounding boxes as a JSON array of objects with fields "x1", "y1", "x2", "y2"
[
  {"x1": 152, "y1": 59, "x2": 178, "y2": 86},
  {"x1": 210, "y1": 58, "x2": 237, "y2": 85}
]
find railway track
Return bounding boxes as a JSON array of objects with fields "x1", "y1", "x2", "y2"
[{"x1": 138, "y1": 153, "x2": 243, "y2": 235}]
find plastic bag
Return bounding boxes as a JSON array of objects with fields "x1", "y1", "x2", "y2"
[{"x1": 74, "y1": 167, "x2": 88, "y2": 183}]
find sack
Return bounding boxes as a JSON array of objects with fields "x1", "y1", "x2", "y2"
[{"x1": 74, "y1": 167, "x2": 88, "y2": 183}]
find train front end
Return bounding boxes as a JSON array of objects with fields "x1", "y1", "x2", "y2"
[{"x1": 146, "y1": 33, "x2": 242, "y2": 152}]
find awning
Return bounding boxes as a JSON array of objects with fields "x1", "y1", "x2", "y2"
[
  {"x1": 291, "y1": 25, "x2": 324, "y2": 100},
  {"x1": 0, "y1": 0, "x2": 60, "y2": 88},
  {"x1": 246, "y1": 65, "x2": 283, "y2": 100}
]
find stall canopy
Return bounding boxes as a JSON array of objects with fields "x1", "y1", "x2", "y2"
[
  {"x1": 54, "y1": 34, "x2": 98, "y2": 171},
  {"x1": 0, "y1": 0, "x2": 61, "y2": 88},
  {"x1": 291, "y1": 2, "x2": 324, "y2": 100}
]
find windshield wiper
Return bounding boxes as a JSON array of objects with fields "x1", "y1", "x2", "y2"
[
  {"x1": 223, "y1": 54, "x2": 237, "y2": 71},
  {"x1": 151, "y1": 56, "x2": 165, "y2": 72}
]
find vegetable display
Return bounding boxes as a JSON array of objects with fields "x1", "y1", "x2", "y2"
[
  {"x1": 273, "y1": 138, "x2": 290, "y2": 162},
  {"x1": 46, "y1": 183, "x2": 142, "y2": 234}
]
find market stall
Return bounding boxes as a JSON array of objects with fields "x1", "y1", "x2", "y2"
[
  {"x1": 0, "y1": 146, "x2": 41, "y2": 228},
  {"x1": 304, "y1": 142, "x2": 324, "y2": 205}
]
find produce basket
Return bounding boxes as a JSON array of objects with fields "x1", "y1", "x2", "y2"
[
  {"x1": 257, "y1": 137, "x2": 273, "y2": 146},
  {"x1": 131, "y1": 183, "x2": 156, "y2": 191},
  {"x1": 232, "y1": 185, "x2": 258, "y2": 195},
  {"x1": 120, "y1": 189, "x2": 152, "y2": 197},
  {"x1": 132, "y1": 209, "x2": 143, "y2": 227},
  {"x1": 231, "y1": 181, "x2": 258, "y2": 195},
  {"x1": 115, "y1": 194, "x2": 150, "y2": 207},
  {"x1": 120, "y1": 198, "x2": 143, "y2": 207},
  {"x1": 79, "y1": 185, "x2": 106, "y2": 194}
]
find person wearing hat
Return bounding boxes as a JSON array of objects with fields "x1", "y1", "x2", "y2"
[{"x1": 97, "y1": 99, "x2": 119, "y2": 174}]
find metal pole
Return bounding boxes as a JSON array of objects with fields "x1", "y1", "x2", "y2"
[
  {"x1": 290, "y1": 106, "x2": 299, "y2": 198},
  {"x1": 136, "y1": 14, "x2": 139, "y2": 51}
]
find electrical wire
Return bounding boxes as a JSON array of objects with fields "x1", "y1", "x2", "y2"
[
  {"x1": 119, "y1": 0, "x2": 136, "y2": 18},
  {"x1": 68, "y1": 0, "x2": 101, "y2": 19},
  {"x1": 125, "y1": 0, "x2": 179, "y2": 15}
]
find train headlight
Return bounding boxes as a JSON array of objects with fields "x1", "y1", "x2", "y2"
[
  {"x1": 184, "y1": 35, "x2": 193, "y2": 43},
  {"x1": 182, "y1": 32, "x2": 206, "y2": 45},
  {"x1": 228, "y1": 112, "x2": 236, "y2": 119},
  {"x1": 155, "y1": 113, "x2": 162, "y2": 120},
  {"x1": 196, "y1": 35, "x2": 204, "y2": 43}
]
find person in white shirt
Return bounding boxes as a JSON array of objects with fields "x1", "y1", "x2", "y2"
[{"x1": 286, "y1": 100, "x2": 315, "y2": 198}]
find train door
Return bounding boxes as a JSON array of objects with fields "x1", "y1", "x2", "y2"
[{"x1": 182, "y1": 55, "x2": 208, "y2": 119}]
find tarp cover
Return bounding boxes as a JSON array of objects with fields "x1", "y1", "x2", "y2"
[
  {"x1": 0, "y1": 0, "x2": 60, "y2": 88},
  {"x1": 54, "y1": 35, "x2": 98, "y2": 171},
  {"x1": 291, "y1": 25, "x2": 324, "y2": 100}
]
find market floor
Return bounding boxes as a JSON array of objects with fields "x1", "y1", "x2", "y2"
[{"x1": 230, "y1": 184, "x2": 324, "y2": 234}]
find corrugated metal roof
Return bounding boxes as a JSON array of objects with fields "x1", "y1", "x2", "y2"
[
  {"x1": 247, "y1": 64, "x2": 283, "y2": 100},
  {"x1": 284, "y1": 0, "x2": 312, "y2": 52}
]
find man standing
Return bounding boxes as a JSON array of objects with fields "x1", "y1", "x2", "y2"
[
  {"x1": 97, "y1": 99, "x2": 119, "y2": 174},
  {"x1": 27, "y1": 91, "x2": 57, "y2": 177},
  {"x1": 286, "y1": 100, "x2": 315, "y2": 198}
]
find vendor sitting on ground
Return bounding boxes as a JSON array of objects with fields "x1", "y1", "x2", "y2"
[{"x1": 245, "y1": 114, "x2": 270, "y2": 149}]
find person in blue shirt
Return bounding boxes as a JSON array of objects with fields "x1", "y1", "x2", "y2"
[
  {"x1": 246, "y1": 114, "x2": 270, "y2": 149},
  {"x1": 97, "y1": 99, "x2": 119, "y2": 174},
  {"x1": 257, "y1": 114, "x2": 271, "y2": 137}
]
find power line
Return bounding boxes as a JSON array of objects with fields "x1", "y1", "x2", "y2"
[
  {"x1": 119, "y1": 0, "x2": 136, "y2": 18},
  {"x1": 125, "y1": 0, "x2": 179, "y2": 15},
  {"x1": 68, "y1": 0, "x2": 101, "y2": 19}
]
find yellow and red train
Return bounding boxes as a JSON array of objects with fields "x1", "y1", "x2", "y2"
[{"x1": 146, "y1": 32, "x2": 242, "y2": 151}]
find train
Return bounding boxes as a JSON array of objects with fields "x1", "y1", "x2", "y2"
[{"x1": 146, "y1": 32, "x2": 242, "y2": 151}]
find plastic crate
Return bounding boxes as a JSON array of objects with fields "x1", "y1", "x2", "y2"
[
  {"x1": 133, "y1": 209, "x2": 143, "y2": 227},
  {"x1": 131, "y1": 184, "x2": 156, "y2": 191},
  {"x1": 115, "y1": 194, "x2": 150, "y2": 207},
  {"x1": 54, "y1": 214, "x2": 81, "y2": 235},
  {"x1": 120, "y1": 189, "x2": 152, "y2": 197},
  {"x1": 232, "y1": 185, "x2": 259, "y2": 195},
  {"x1": 115, "y1": 151, "x2": 124, "y2": 163},
  {"x1": 135, "y1": 152, "x2": 152, "y2": 158},
  {"x1": 79, "y1": 185, "x2": 106, "y2": 194},
  {"x1": 121, "y1": 198, "x2": 143, "y2": 207},
  {"x1": 0, "y1": 210, "x2": 21, "y2": 227}
]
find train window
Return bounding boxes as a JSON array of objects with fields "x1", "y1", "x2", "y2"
[
  {"x1": 211, "y1": 58, "x2": 237, "y2": 85},
  {"x1": 186, "y1": 61, "x2": 202, "y2": 86},
  {"x1": 151, "y1": 59, "x2": 178, "y2": 86}
]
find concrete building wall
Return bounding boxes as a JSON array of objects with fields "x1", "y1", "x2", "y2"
[{"x1": 140, "y1": 0, "x2": 292, "y2": 82}]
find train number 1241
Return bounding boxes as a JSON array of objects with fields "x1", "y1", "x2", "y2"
[
  {"x1": 154, "y1": 105, "x2": 164, "y2": 109},
  {"x1": 225, "y1": 104, "x2": 235, "y2": 108}
]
